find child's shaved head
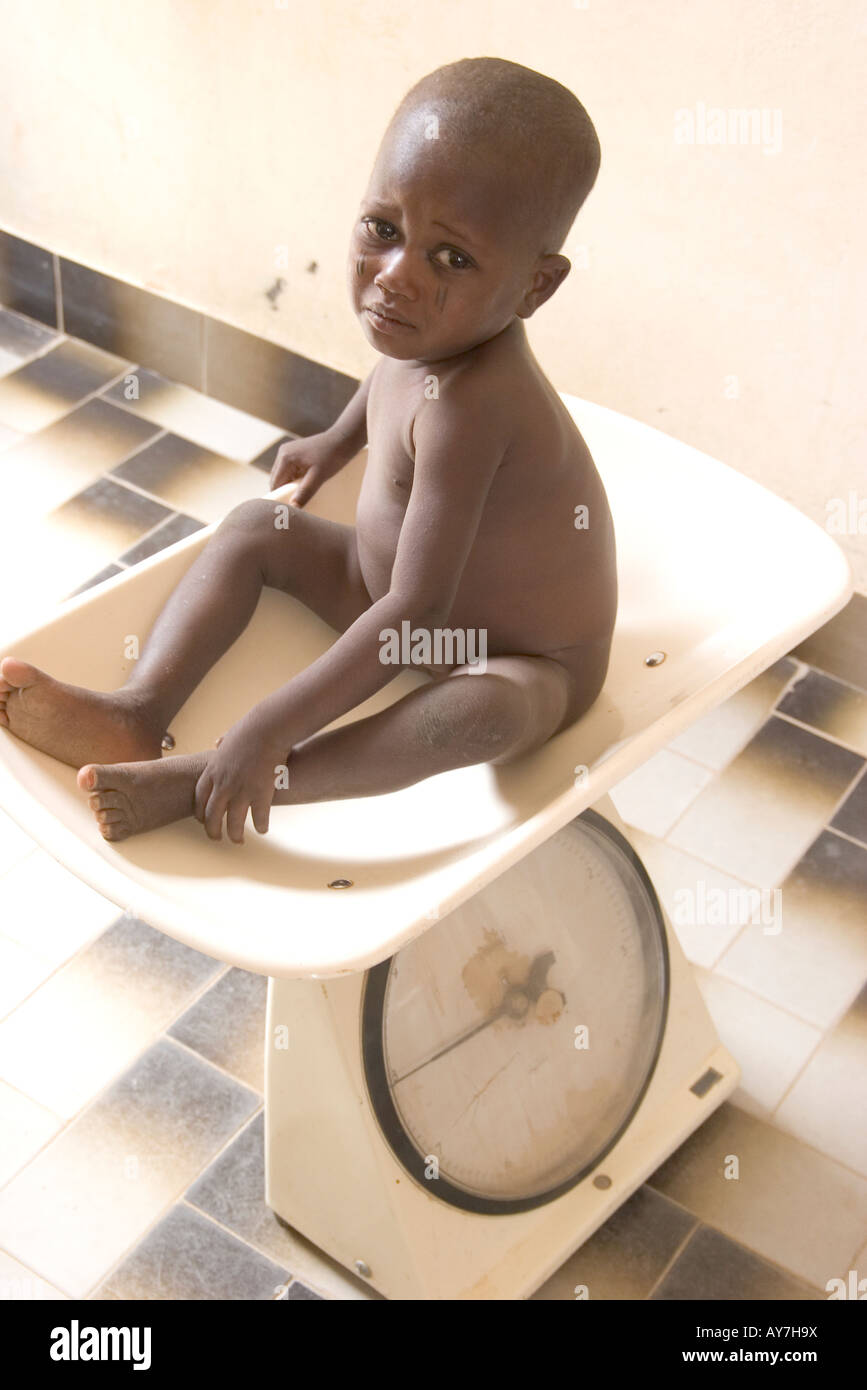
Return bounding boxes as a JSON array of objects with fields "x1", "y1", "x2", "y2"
[
  {"x1": 352, "y1": 57, "x2": 600, "y2": 361},
  {"x1": 381, "y1": 57, "x2": 601, "y2": 256}
]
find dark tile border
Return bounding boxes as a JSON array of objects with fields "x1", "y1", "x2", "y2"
[
  {"x1": 0, "y1": 228, "x2": 359, "y2": 438},
  {"x1": 793, "y1": 592, "x2": 867, "y2": 695},
  {"x1": 0, "y1": 229, "x2": 58, "y2": 328}
]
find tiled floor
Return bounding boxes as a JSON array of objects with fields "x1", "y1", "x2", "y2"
[{"x1": 0, "y1": 304, "x2": 864, "y2": 1301}]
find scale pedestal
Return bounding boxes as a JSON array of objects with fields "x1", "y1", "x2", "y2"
[{"x1": 264, "y1": 792, "x2": 739, "y2": 1301}]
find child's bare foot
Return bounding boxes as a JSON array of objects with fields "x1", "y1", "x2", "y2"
[
  {"x1": 0, "y1": 658, "x2": 164, "y2": 767},
  {"x1": 78, "y1": 755, "x2": 203, "y2": 841}
]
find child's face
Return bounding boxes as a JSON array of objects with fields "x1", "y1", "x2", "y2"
[{"x1": 348, "y1": 129, "x2": 543, "y2": 364}]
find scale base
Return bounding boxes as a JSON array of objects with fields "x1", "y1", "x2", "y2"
[{"x1": 264, "y1": 795, "x2": 739, "y2": 1300}]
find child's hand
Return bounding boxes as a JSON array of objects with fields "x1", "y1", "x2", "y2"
[
  {"x1": 194, "y1": 718, "x2": 289, "y2": 843},
  {"x1": 269, "y1": 432, "x2": 351, "y2": 507}
]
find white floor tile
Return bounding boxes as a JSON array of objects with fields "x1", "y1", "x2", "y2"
[
  {"x1": 0, "y1": 1250, "x2": 68, "y2": 1300},
  {"x1": 111, "y1": 378, "x2": 284, "y2": 463},
  {"x1": 664, "y1": 661, "x2": 797, "y2": 771},
  {"x1": 0, "y1": 969, "x2": 158, "y2": 1117},
  {"x1": 609, "y1": 749, "x2": 713, "y2": 837},
  {"x1": 715, "y1": 859, "x2": 867, "y2": 1029},
  {"x1": 0, "y1": 807, "x2": 36, "y2": 876},
  {"x1": 0, "y1": 1078, "x2": 63, "y2": 1187},
  {"x1": 627, "y1": 828, "x2": 757, "y2": 967},
  {"x1": 0, "y1": 936, "x2": 58, "y2": 1018},
  {"x1": 775, "y1": 1031, "x2": 867, "y2": 1177},
  {"x1": 693, "y1": 968, "x2": 822, "y2": 1116},
  {"x1": 0, "y1": 850, "x2": 120, "y2": 969},
  {"x1": 0, "y1": 423, "x2": 22, "y2": 449}
]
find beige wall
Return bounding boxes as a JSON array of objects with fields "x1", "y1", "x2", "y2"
[{"x1": 2, "y1": 0, "x2": 864, "y2": 590}]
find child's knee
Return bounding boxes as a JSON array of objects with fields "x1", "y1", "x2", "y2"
[
  {"x1": 417, "y1": 674, "x2": 530, "y2": 758},
  {"x1": 220, "y1": 497, "x2": 279, "y2": 538}
]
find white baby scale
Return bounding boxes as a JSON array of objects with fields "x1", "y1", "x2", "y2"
[{"x1": 0, "y1": 393, "x2": 852, "y2": 1299}]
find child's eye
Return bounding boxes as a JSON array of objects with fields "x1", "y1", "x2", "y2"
[
  {"x1": 362, "y1": 217, "x2": 399, "y2": 241},
  {"x1": 359, "y1": 220, "x2": 473, "y2": 270},
  {"x1": 432, "y1": 247, "x2": 473, "y2": 271}
]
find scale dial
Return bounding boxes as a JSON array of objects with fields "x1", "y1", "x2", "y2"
[{"x1": 362, "y1": 810, "x2": 669, "y2": 1214}]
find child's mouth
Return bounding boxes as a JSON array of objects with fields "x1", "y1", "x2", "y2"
[{"x1": 365, "y1": 304, "x2": 416, "y2": 334}]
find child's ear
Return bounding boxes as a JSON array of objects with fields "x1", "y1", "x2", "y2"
[{"x1": 516, "y1": 254, "x2": 571, "y2": 319}]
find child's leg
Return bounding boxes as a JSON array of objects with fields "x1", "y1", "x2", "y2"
[
  {"x1": 0, "y1": 499, "x2": 371, "y2": 768},
  {"x1": 79, "y1": 654, "x2": 586, "y2": 842}
]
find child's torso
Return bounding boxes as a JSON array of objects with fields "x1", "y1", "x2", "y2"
[{"x1": 355, "y1": 333, "x2": 618, "y2": 658}]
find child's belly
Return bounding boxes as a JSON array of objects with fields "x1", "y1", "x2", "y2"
[{"x1": 355, "y1": 475, "x2": 617, "y2": 664}]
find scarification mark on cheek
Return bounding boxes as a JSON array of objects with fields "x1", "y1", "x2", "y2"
[
  {"x1": 356, "y1": 256, "x2": 366, "y2": 278},
  {"x1": 435, "y1": 285, "x2": 448, "y2": 313}
]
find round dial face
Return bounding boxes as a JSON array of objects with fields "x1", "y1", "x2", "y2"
[{"x1": 362, "y1": 810, "x2": 669, "y2": 1214}]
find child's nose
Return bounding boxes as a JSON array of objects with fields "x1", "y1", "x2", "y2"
[{"x1": 375, "y1": 248, "x2": 420, "y2": 300}]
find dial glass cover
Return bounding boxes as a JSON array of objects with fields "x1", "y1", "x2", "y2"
[{"x1": 362, "y1": 810, "x2": 669, "y2": 1213}]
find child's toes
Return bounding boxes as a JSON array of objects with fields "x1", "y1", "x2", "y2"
[
  {"x1": 78, "y1": 763, "x2": 110, "y2": 792},
  {"x1": 96, "y1": 808, "x2": 125, "y2": 826},
  {"x1": 100, "y1": 818, "x2": 130, "y2": 842},
  {"x1": 88, "y1": 790, "x2": 123, "y2": 813}
]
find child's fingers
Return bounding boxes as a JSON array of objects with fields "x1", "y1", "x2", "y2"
[
  {"x1": 225, "y1": 797, "x2": 248, "y2": 845},
  {"x1": 203, "y1": 786, "x2": 227, "y2": 840},
  {"x1": 194, "y1": 769, "x2": 212, "y2": 822},
  {"x1": 251, "y1": 794, "x2": 271, "y2": 836}
]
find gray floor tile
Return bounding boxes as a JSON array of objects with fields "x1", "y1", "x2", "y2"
[
  {"x1": 715, "y1": 829, "x2": 867, "y2": 1028},
  {"x1": 168, "y1": 967, "x2": 267, "y2": 1090},
  {"x1": 665, "y1": 657, "x2": 799, "y2": 772},
  {"x1": 667, "y1": 715, "x2": 864, "y2": 885},
  {"x1": 777, "y1": 668, "x2": 867, "y2": 756},
  {"x1": 187, "y1": 1113, "x2": 377, "y2": 1299},
  {"x1": 0, "y1": 1038, "x2": 260, "y2": 1296},
  {"x1": 95, "y1": 1202, "x2": 289, "y2": 1300},
  {"x1": 249, "y1": 434, "x2": 295, "y2": 474},
  {"x1": 0, "y1": 913, "x2": 225, "y2": 1118},
  {"x1": 68, "y1": 563, "x2": 125, "y2": 596},
  {"x1": 284, "y1": 1281, "x2": 323, "y2": 1300},
  {"x1": 186, "y1": 1112, "x2": 275, "y2": 1250},
  {"x1": 0, "y1": 396, "x2": 161, "y2": 516},
  {"x1": 0, "y1": 306, "x2": 59, "y2": 375},
  {"x1": 651, "y1": 1225, "x2": 823, "y2": 1300},
  {"x1": 531, "y1": 1185, "x2": 697, "y2": 1299},
  {"x1": 0, "y1": 339, "x2": 130, "y2": 432},
  {"x1": 119, "y1": 512, "x2": 204, "y2": 565},
  {"x1": 44, "y1": 477, "x2": 172, "y2": 579},
  {"x1": 831, "y1": 769, "x2": 867, "y2": 846},
  {"x1": 646, "y1": 1102, "x2": 867, "y2": 1289},
  {"x1": 111, "y1": 430, "x2": 267, "y2": 520}
]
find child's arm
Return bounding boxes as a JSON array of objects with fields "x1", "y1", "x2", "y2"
[
  {"x1": 269, "y1": 369, "x2": 375, "y2": 500},
  {"x1": 325, "y1": 367, "x2": 374, "y2": 458},
  {"x1": 196, "y1": 380, "x2": 510, "y2": 840}
]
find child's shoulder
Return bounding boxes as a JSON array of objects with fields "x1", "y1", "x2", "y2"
[
  {"x1": 410, "y1": 365, "x2": 512, "y2": 468},
  {"x1": 417, "y1": 327, "x2": 530, "y2": 431}
]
